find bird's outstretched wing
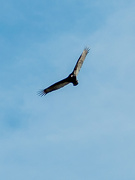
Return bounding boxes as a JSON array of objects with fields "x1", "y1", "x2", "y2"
[
  {"x1": 38, "y1": 77, "x2": 70, "y2": 96},
  {"x1": 73, "y1": 47, "x2": 90, "y2": 76}
]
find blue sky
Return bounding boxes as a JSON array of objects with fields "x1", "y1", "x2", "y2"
[{"x1": 0, "y1": 0, "x2": 135, "y2": 179}]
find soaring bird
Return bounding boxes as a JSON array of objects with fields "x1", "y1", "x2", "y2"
[{"x1": 38, "y1": 47, "x2": 89, "y2": 96}]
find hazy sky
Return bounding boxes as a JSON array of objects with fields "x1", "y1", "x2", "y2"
[{"x1": 0, "y1": 0, "x2": 135, "y2": 179}]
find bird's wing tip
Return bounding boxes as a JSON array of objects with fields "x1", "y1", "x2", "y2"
[
  {"x1": 37, "y1": 90, "x2": 47, "y2": 97},
  {"x1": 84, "y1": 47, "x2": 90, "y2": 53}
]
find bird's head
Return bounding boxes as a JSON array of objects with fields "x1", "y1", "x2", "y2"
[{"x1": 68, "y1": 73, "x2": 78, "y2": 86}]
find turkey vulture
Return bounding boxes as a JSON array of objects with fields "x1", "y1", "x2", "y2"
[{"x1": 38, "y1": 47, "x2": 89, "y2": 96}]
